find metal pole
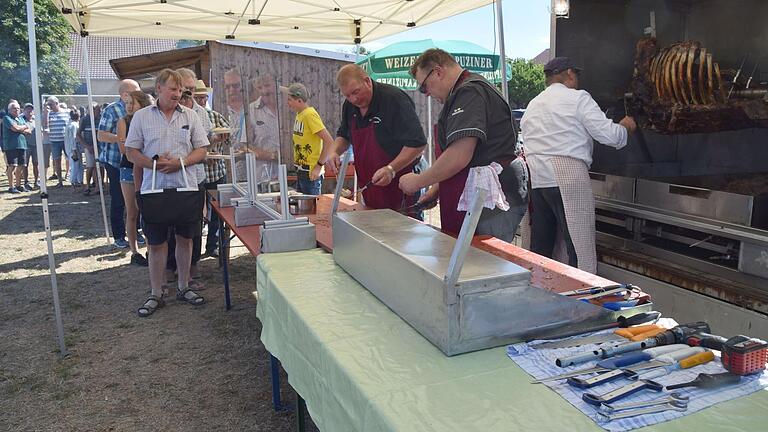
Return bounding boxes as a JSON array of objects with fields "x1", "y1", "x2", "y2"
[
  {"x1": 495, "y1": 0, "x2": 509, "y2": 101},
  {"x1": 82, "y1": 36, "x2": 112, "y2": 243},
  {"x1": 278, "y1": 164, "x2": 290, "y2": 220},
  {"x1": 427, "y1": 95, "x2": 433, "y2": 166},
  {"x1": 26, "y1": 0, "x2": 67, "y2": 357},
  {"x1": 330, "y1": 151, "x2": 351, "y2": 218},
  {"x1": 444, "y1": 189, "x2": 487, "y2": 290},
  {"x1": 550, "y1": 0, "x2": 557, "y2": 59}
]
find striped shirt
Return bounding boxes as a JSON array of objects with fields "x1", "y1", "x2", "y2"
[
  {"x1": 125, "y1": 103, "x2": 209, "y2": 191},
  {"x1": 98, "y1": 99, "x2": 126, "y2": 167},
  {"x1": 204, "y1": 108, "x2": 229, "y2": 183},
  {"x1": 47, "y1": 110, "x2": 69, "y2": 142}
]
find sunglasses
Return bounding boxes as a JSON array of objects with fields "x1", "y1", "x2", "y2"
[{"x1": 418, "y1": 68, "x2": 436, "y2": 94}]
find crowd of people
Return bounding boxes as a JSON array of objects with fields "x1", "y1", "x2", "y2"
[{"x1": 2, "y1": 50, "x2": 637, "y2": 317}]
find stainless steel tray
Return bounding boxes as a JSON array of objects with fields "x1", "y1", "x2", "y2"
[{"x1": 333, "y1": 209, "x2": 608, "y2": 355}]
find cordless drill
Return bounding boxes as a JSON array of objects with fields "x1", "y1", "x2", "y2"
[{"x1": 686, "y1": 333, "x2": 768, "y2": 376}]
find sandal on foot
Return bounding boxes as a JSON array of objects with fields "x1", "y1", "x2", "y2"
[
  {"x1": 176, "y1": 288, "x2": 205, "y2": 306},
  {"x1": 138, "y1": 295, "x2": 165, "y2": 317}
]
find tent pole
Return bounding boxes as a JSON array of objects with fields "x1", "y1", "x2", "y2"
[
  {"x1": 25, "y1": 0, "x2": 67, "y2": 358},
  {"x1": 427, "y1": 96, "x2": 433, "y2": 166},
  {"x1": 549, "y1": 0, "x2": 557, "y2": 58},
  {"x1": 82, "y1": 36, "x2": 112, "y2": 244},
  {"x1": 495, "y1": 0, "x2": 510, "y2": 101}
]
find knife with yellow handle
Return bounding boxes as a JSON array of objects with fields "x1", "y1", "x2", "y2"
[{"x1": 632, "y1": 350, "x2": 716, "y2": 381}]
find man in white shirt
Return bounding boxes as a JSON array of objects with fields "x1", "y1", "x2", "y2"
[
  {"x1": 521, "y1": 57, "x2": 636, "y2": 273},
  {"x1": 126, "y1": 68, "x2": 209, "y2": 317}
]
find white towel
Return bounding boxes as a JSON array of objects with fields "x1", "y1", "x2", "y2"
[{"x1": 457, "y1": 162, "x2": 510, "y2": 212}]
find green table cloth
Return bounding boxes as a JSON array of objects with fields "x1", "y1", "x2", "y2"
[{"x1": 256, "y1": 249, "x2": 768, "y2": 431}]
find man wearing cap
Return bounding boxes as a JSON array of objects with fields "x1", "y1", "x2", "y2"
[
  {"x1": 21, "y1": 103, "x2": 39, "y2": 190},
  {"x1": 400, "y1": 49, "x2": 528, "y2": 241},
  {"x1": 284, "y1": 83, "x2": 334, "y2": 195},
  {"x1": 193, "y1": 80, "x2": 230, "y2": 257},
  {"x1": 521, "y1": 57, "x2": 637, "y2": 273},
  {"x1": 322, "y1": 64, "x2": 426, "y2": 213},
  {"x1": 98, "y1": 79, "x2": 142, "y2": 248}
]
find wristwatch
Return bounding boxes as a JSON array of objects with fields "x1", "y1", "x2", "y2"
[{"x1": 317, "y1": 160, "x2": 324, "y2": 167}]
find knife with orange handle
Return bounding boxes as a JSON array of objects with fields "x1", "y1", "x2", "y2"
[{"x1": 535, "y1": 324, "x2": 664, "y2": 349}]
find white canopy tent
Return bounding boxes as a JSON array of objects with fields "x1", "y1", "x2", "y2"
[{"x1": 28, "y1": 0, "x2": 515, "y2": 356}]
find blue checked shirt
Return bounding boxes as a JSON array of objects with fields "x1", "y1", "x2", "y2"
[{"x1": 97, "y1": 99, "x2": 126, "y2": 167}]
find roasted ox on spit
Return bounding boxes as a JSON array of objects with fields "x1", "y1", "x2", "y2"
[{"x1": 627, "y1": 37, "x2": 768, "y2": 134}]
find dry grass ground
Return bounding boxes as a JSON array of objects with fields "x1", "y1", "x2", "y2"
[{"x1": 0, "y1": 158, "x2": 318, "y2": 431}]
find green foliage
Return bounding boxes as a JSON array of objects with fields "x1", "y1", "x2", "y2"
[
  {"x1": 506, "y1": 58, "x2": 545, "y2": 108},
  {"x1": 0, "y1": 0, "x2": 79, "y2": 106}
]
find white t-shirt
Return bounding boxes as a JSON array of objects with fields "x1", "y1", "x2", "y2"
[{"x1": 521, "y1": 83, "x2": 628, "y2": 188}]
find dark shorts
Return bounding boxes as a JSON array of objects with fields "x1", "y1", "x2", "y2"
[
  {"x1": 5, "y1": 149, "x2": 27, "y2": 166},
  {"x1": 143, "y1": 222, "x2": 197, "y2": 245}
]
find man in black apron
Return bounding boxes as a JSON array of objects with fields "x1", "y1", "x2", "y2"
[
  {"x1": 320, "y1": 65, "x2": 426, "y2": 215},
  {"x1": 399, "y1": 49, "x2": 527, "y2": 241}
]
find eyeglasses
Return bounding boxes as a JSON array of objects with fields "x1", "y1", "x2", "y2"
[
  {"x1": 224, "y1": 82, "x2": 242, "y2": 90},
  {"x1": 418, "y1": 68, "x2": 436, "y2": 94}
]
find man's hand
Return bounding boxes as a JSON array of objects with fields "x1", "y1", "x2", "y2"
[
  {"x1": 325, "y1": 154, "x2": 341, "y2": 175},
  {"x1": 620, "y1": 116, "x2": 637, "y2": 134},
  {"x1": 372, "y1": 165, "x2": 395, "y2": 186},
  {"x1": 156, "y1": 155, "x2": 182, "y2": 174},
  {"x1": 310, "y1": 164, "x2": 323, "y2": 181},
  {"x1": 399, "y1": 172, "x2": 423, "y2": 195}
]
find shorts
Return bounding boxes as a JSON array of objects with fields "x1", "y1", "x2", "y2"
[
  {"x1": 4, "y1": 149, "x2": 27, "y2": 166},
  {"x1": 50, "y1": 141, "x2": 65, "y2": 160},
  {"x1": 143, "y1": 221, "x2": 197, "y2": 246},
  {"x1": 84, "y1": 150, "x2": 95, "y2": 168},
  {"x1": 119, "y1": 166, "x2": 134, "y2": 183},
  {"x1": 26, "y1": 147, "x2": 38, "y2": 165}
]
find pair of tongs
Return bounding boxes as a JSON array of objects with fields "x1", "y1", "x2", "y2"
[{"x1": 398, "y1": 198, "x2": 438, "y2": 214}]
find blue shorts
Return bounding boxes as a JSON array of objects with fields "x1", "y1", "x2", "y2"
[
  {"x1": 119, "y1": 166, "x2": 134, "y2": 183},
  {"x1": 50, "y1": 141, "x2": 65, "y2": 161}
]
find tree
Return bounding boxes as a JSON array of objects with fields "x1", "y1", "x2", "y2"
[
  {"x1": 176, "y1": 40, "x2": 205, "y2": 49},
  {"x1": 506, "y1": 58, "x2": 545, "y2": 109},
  {"x1": 0, "y1": 0, "x2": 79, "y2": 106}
]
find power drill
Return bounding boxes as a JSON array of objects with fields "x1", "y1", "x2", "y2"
[{"x1": 686, "y1": 333, "x2": 768, "y2": 376}]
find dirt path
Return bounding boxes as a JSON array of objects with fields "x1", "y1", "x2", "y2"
[{"x1": 0, "y1": 159, "x2": 316, "y2": 431}]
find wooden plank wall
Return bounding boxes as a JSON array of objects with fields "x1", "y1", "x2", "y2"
[{"x1": 209, "y1": 42, "x2": 438, "y2": 167}]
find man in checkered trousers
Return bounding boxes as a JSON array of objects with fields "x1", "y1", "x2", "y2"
[{"x1": 521, "y1": 57, "x2": 637, "y2": 273}]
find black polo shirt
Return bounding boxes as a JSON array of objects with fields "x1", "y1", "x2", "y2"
[
  {"x1": 437, "y1": 72, "x2": 517, "y2": 167},
  {"x1": 337, "y1": 81, "x2": 426, "y2": 158}
]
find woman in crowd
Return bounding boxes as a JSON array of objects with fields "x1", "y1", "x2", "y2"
[{"x1": 117, "y1": 91, "x2": 153, "y2": 266}]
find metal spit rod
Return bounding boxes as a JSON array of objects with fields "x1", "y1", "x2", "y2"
[{"x1": 444, "y1": 188, "x2": 487, "y2": 292}]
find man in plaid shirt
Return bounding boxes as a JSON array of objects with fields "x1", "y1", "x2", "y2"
[
  {"x1": 97, "y1": 79, "x2": 141, "y2": 248},
  {"x1": 193, "y1": 80, "x2": 229, "y2": 257}
]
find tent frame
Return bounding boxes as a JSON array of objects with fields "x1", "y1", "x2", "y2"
[{"x1": 27, "y1": 0, "x2": 512, "y2": 357}]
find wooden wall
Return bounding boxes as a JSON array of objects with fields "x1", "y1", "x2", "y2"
[{"x1": 209, "y1": 42, "x2": 438, "y2": 167}]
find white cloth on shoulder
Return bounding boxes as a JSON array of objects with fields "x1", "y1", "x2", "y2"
[{"x1": 457, "y1": 162, "x2": 510, "y2": 212}]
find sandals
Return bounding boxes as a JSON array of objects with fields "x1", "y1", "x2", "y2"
[
  {"x1": 177, "y1": 288, "x2": 205, "y2": 306},
  {"x1": 137, "y1": 295, "x2": 165, "y2": 317}
]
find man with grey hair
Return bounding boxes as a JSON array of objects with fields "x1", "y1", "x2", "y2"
[
  {"x1": 248, "y1": 74, "x2": 280, "y2": 184},
  {"x1": 21, "y1": 103, "x2": 38, "y2": 190},
  {"x1": 98, "y1": 79, "x2": 141, "y2": 248},
  {"x1": 126, "y1": 68, "x2": 209, "y2": 317},
  {"x1": 2, "y1": 100, "x2": 32, "y2": 193}
]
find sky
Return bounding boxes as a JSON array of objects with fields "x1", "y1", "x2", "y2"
[{"x1": 296, "y1": 0, "x2": 551, "y2": 61}]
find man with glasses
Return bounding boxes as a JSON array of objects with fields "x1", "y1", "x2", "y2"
[
  {"x1": 520, "y1": 57, "x2": 636, "y2": 273},
  {"x1": 399, "y1": 49, "x2": 528, "y2": 241},
  {"x1": 320, "y1": 64, "x2": 426, "y2": 215}
]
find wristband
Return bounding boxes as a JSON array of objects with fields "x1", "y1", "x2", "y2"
[
  {"x1": 386, "y1": 164, "x2": 396, "y2": 177},
  {"x1": 317, "y1": 160, "x2": 324, "y2": 167}
]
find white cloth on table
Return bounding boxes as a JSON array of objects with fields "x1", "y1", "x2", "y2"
[{"x1": 457, "y1": 162, "x2": 510, "y2": 211}]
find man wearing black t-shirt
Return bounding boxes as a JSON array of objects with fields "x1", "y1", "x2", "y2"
[
  {"x1": 400, "y1": 49, "x2": 527, "y2": 241},
  {"x1": 320, "y1": 64, "x2": 427, "y2": 213}
]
